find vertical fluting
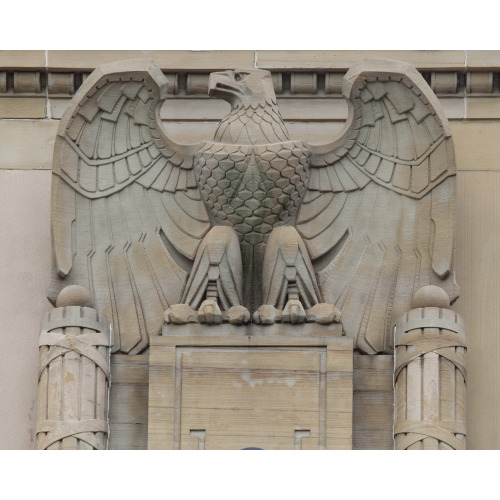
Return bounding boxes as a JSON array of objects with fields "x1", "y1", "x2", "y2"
[
  {"x1": 36, "y1": 287, "x2": 111, "y2": 450},
  {"x1": 394, "y1": 286, "x2": 467, "y2": 450}
]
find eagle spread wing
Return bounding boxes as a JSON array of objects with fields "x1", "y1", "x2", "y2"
[
  {"x1": 48, "y1": 59, "x2": 210, "y2": 354},
  {"x1": 297, "y1": 59, "x2": 459, "y2": 354},
  {"x1": 48, "y1": 58, "x2": 459, "y2": 356}
]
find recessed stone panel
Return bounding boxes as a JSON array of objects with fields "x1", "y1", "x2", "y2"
[{"x1": 148, "y1": 324, "x2": 352, "y2": 450}]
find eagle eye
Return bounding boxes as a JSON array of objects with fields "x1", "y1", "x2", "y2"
[{"x1": 234, "y1": 72, "x2": 243, "y2": 82}]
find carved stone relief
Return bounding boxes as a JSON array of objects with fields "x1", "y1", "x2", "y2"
[
  {"x1": 37, "y1": 286, "x2": 111, "y2": 450},
  {"x1": 47, "y1": 58, "x2": 458, "y2": 356},
  {"x1": 394, "y1": 285, "x2": 466, "y2": 450}
]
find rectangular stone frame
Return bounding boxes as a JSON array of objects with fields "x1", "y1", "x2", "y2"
[{"x1": 148, "y1": 324, "x2": 353, "y2": 450}]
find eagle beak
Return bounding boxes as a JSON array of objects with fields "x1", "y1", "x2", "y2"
[{"x1": 208, "y1": 71, "x2": 239, "y2": 99}]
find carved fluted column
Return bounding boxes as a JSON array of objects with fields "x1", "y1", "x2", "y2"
[
  {"x1": 36, "y1": 286, "x2": 112, "y2": 450},
  {"x1": 394, "y1": 286, "x2": 467, "y2": 450}
]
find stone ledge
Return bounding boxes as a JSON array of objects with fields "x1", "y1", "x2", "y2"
[
  {"x1": 162, "y1": 321, "x2": 344, "y2": 338},
  {"x1": 467, "y1": 51, "x2": 500, "y2": 70},
  {"x1": 0, "y1": 51, "x2": 46, "y2": 70},
  {"x1": 46, "y1": 50, "x2": 256, "y2": 72},
  {"x1": 256, "y1": 50, "x2": 467, "y2": 71}
]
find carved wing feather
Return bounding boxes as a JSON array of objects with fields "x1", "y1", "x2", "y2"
[
  {"x1": 298, "y1": 59, "x2": 458, "y2": 354},
  {"x1": 53, "y1": 60, "x2": 198, "y2": 199},
  {"x1": 49, "y1": 60, "x2": 210, "y2": 354}
]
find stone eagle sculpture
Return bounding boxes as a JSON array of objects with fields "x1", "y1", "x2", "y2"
[{"x1": 48, "y1": 58, "x2": 458, "y2": 355}]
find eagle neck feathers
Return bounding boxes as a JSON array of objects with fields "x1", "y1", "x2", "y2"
[{"x1": 214, "y1": 97, "x2": 290, "y2": 145}]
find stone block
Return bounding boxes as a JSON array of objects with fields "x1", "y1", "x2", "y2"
[
  {"x1": 467, "y1": 51, "x2": 500, "y2": 70},
  {"x1": 160, "y1": 120, "x2": 220, "y2": 144},
  {"x1": 278, "y1": 97, "x2": 347, "y2": 121},
  {"x1": 47, "y1": 50, "x2": 255, "y2": 71},
  {"x1": 454, "y1": 170, "x2": 500, "y2": 449},
  {"x1": 353, "y1": 354, "x2": 394, "y2": 392},
  {"x1": 148, "y1": 328, "x2": 353, "y2": 450},
  {"x1": 161, "y1": 98, "x2": 229, "y2": 121},
  {"x1": 286, "y1": 121, "x2": 346, "y2": 142},
  {"x1": 0, "y1": 120, "x2": 58, "y2": 169},
  {"x1": 109, "y1": 354, "x2": 149, "y2": 450},
  {"x1": 161, "y1": 97, "x2": 348, "y2": 122},
  {"x1": 440, "y1": 97, "x2": 466, "y2": 120},
  {"x1": 0, "y1": 169, "x2": 52, "y2": 449},
  {"x1": 466, "y1": 97, "x2": 500, "y2": 119},
  {"x1": 0, "y1": 97, "x2": 46, "y2": 118},
  {"x1": 451, "y1": 121, "x2": 500, "y2": 171},
  {"x1": 353, "y1": 354, "x2": 394, "y2": 450},
  {"x1": 48, "y1": 97, "x2": 71, "y2": 119},
  {"x1": 256, "y1": 50, "x2": 466, "y2": 71},
  {"x1": 0, "y1": 50, "x2": 46, "y2": 69}
]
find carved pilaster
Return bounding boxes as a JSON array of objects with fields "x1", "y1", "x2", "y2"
[
  {"x1": 36, "y1": 286, "x2": 112, "y2": 450},
  {"x1": 394, "y1": 286, "x2": 467, "y2": 450}
]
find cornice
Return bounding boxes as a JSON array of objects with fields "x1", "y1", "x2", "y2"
[{"x1": 0, "y1": 69, "x2": 497, "y2": 97}]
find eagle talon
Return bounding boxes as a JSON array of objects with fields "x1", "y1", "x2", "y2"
[
  {"x1": 164, "y1": 304, "x2": 198, "y2": 324},
  {"x1": 305, "y1": 303, "x2": 341, "y2": 324},
  {"x1": 198, "y1": 299, "x2": 223, "y2": 325},
  {"x1": 253, "y1": 305, "x2": 282, "y2": 325},
  {"x1": 222, "y1": 305, "x2": 251, "y2": 325},
  {"x1": 282, "y1": 300, "x2": 306, "y2": 324}
]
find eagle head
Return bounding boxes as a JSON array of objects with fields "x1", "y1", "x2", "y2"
[{"x1": 208, "y1": 69, "x2": 275, "y2": 108}]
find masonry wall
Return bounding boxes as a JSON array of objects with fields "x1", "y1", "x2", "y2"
[{"x1": 1, "y1": 50, "x2": 499, "y2": 449}]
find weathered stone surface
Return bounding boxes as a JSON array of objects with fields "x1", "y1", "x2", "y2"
[
  {"x1": 0, "y1": 50, "x2": 46, "y2": 69},
  {"x1": 467, "y1": 72, "x2": 494, "y2": 93},
  {"x1": 0, "y1": 120, "x2": 58, "y2": 169},
  {"x1": 256, "y1": 50, "x2": 466, "y2": 71},
  {"x1": 431, "y1": 72, "x2": 458, "y2": 94},
  {"x1": 0, "y1": 97, "x2": 46, "y2": 119},
  {"x1": 48, "y1": 58, "x2": 458, "y2": 357},
  {"x1": 47, "y1": 50, "x2": 255, "y2": 71},
  {"x1": 0, "y1": 169, "x2": 52, "y2": 449},
  {"x1": 466, "y1": 97, "x2": 500, "y2": 119},
  {"x1": 353, "y1": 354, "x2": 394, "y2": 450},
  {"x1": 394, "y1": 297, "x2": 466, "y2": 450},
  {"x1": 109, "y1": 354, "x2": 149, "y2": 450},
  {"x1": 5, "y1": 51, "x2": 500, "y2": 452},
  {"x1": 451, "y1": 121, "x2": 500, "y2": 170},
  {"x1": 149, "y1": 326, "x2": 352, "y2": 450},
  {"x1": 467, "y1": 51, "x2": 500, "y2": 70},
  {"x1": 37, "y1": 304, "x2": 111, "y2": 450},
  {"x1": 454, "y1": 170, "x2": 500, "y2": 449}
]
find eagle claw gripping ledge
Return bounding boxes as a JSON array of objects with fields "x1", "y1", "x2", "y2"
[{"x1": 41, "y1": 56, "x2": 466, "y2": 449}]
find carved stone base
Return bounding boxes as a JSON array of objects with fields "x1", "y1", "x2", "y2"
[{"x1": 148, "y1": 323, "x2": 352, "y2": 450}]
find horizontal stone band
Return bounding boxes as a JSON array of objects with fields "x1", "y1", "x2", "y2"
[
  {"x1": 37, "y1": 419, "x2": 108, "y2": 450},
  {"x1": 395, "y1": 344, "x2": 466, "y2": 380},
  {"x1": 38, "y1": 337, "x2": 110, "y2": 381},
  {"x1": 395, "y1": 420, "x2": 466, "y2": 450}
]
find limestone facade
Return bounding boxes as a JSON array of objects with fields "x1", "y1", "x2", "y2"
[{"x1": 1, "y1": 50, "x2": 499, "y2": 449}]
